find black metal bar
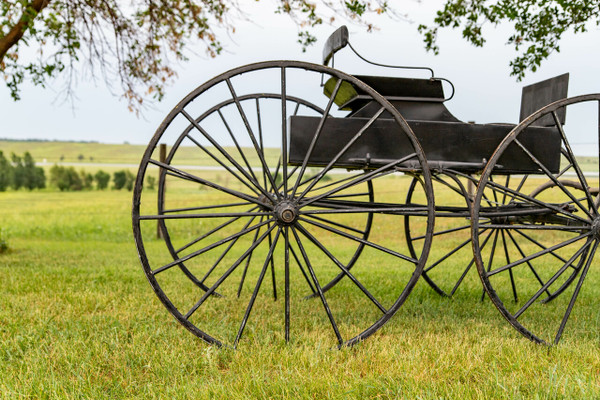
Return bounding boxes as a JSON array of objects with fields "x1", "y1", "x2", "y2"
[
  {"x1": 551, "y1": 110, "x2": 598, "y2": 216},
  {"x1": 200, "y1": 214, "x2": 259, "y2": 284},
  {"x1": 480, "y1": 177, "x2": 589, "y2": 224},
  {"x1": 296, "y1": 106, "x2": 386, "y2": 202},
  {"x1": 487, "y1": 232, "x2": 591, "y2": 277},
  {"x1": 290, "y1": 78, "x2": 342, "y2": 198},
  {"x1": 163, "y1": 201, "x2": 250, "y2": 214},
  {"x1": 284, "y1": 226, "x2": 291, "y2": 342},
  {"x1": 296, "y1": 224, "x2": 388, "y2": 314},
  {"x1": 301, "y1": 154, "x2": 417, "y2": 208},
  {"x1": 291, "y1": 227, "x2": 343, "y2": 345},
  {"x1": 184, "y1": 224, "x2": 278, "y2": 320},
  {"x1": 299, "y1": 217, "x2": 417, "y2": 264},
  {"x1": 225, "y1": 78, "x2": 281, "y2": 200},
  {"x1": 514, "y1": 138, "x2": 594, "y2": 220},
  {"x1": 175, "y1": 208, "x2": 257, "y2": 254},
  {"x1": 501, "y1": 229, "x2": 518, "y2": 302},
  {"x1": 153, "y1": 218, "x2": 274, "y2": 275},
  {"x1": 514, "y1": 237, "x2": 593, "y2": 319},
  {"x1": 281, "y1": 67, "x2": 289, "y2": 195},
  {"x1": 554, "y1": 240, "x2": 598, "y2": 344},
  {"x1": 505, "y1": 230, "x2": 552, "y2": 298},
  {"x1": 237, "y1": 216, "x2": 265, "y2": 297},
  {"x1": 149, "y1": 159, "x2": 271, "y2": 209},
  {"x1": 304, "y1": 214, "x2": 366, "y2": 235},
  {"x1": 289, "y1": 244, "x2": 316, "y2": 294},
  {"x1": 234, "y1": 228, "x2": 282, "y2": 346},
  {"x1": 217, "y1": 109, "x2": 260, "y2": 185}
]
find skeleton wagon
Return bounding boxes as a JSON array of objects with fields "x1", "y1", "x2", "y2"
[{"x1": 132, "y1": 26, "x2": 600, "y2": 348}]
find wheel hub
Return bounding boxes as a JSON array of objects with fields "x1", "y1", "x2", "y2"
[{"x1": 274, "y1": 201, "x2": 299, "y2": 226}]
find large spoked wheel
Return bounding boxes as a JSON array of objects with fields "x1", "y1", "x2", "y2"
[
  {"x1": 473, "y1": 94, "x2": 600, "y2": 344},
  {"x1": 132, "y1": 61, "x2": 434, "y2": 348}
]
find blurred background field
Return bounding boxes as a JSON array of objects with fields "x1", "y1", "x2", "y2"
[{"x1": 0, "y1": 141, "x2": 599, "y2": 399}]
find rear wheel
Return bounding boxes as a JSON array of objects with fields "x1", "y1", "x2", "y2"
[{"x1": 473, "y1": 94, "x2": 600, "y2": 344}]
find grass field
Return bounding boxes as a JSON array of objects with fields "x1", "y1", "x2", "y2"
[
  {"x1": 1, "y1": 170, "x2": 600, "y2": 399},
  {"x1": 0, "y1": 142, "x2": 600, "y2": 399}
]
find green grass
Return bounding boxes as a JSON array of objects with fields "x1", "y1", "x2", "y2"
[{"x1": 1, "y1": 182, "x2": 600, "y2": 399}]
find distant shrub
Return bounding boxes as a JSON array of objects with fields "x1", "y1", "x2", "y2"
[
  {"x1": 0, "y1": 151, "x2": 11, "y2": 191},
  {"x1": 50, "y1": 165, "x2": 82, "y2": 191},
  {"x1": 10, "y1": 153, "x2": 25, "y2": 190},
  {"x1": 80, "y1": 170, "x2": 94, "y2": 190},
  {"x1": 22, "y1": 152, "x2": 45, "y2": 190},
  {"x1": 0, "y1": 229, "x2": 8, "y2": 254},
  {"x1": 146, "y1": 176, "x2": 156, "y2": 190},
  {"x1": 113, "y1": 169, "x2": 134, "y2": 191},
  {"x1": 5, "y1": 152, "x2": 45, "y2": 190},
  {"x1": 94, "y1": 170, "x2": 110, "y2": 190}
]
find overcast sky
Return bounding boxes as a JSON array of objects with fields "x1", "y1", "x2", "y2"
[{"x1": 1, "y1": 1, "x2": 599, "y2": 145}]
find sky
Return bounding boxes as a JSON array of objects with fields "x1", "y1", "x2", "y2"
[{"x1": 1, "y1": 1, "x2": 599, "y2": 146}]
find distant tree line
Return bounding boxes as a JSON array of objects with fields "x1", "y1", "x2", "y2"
[
  {"x1": 0, "y1": 151, "x2": 45, "y2": 191},
  {"x1": 50, "y1": 166, "x2": 145, "y2": 191},
  {"x1": 0, "y1": 150, "x2": 152, "y2": 192}
]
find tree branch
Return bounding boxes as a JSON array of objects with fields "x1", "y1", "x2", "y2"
[{"x1": 0, "y1": 0, "x2": 50, "y2": 65}]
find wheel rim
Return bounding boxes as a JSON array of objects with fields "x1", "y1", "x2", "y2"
[
  {"x1": 132, "y1": 61, "x2": 434, "y2": 347},
  {"x1": 473, "y1": 94, "x2": 600, "y2": 344}
]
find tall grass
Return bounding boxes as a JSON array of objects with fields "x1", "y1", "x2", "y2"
[{"x1": 1, "y1": 184, "x2": 599, "y2": 399}]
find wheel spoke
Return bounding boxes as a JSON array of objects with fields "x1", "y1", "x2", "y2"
[
  {"x1": 304, "y1": 214, "x2": 367, "y2": 235},
  {"x1": 152, "y1": 218, "x2": 274, "y2": 275},
  {"x1": 514, "y1": 237, "x2": 594, "y2": 320},
  {"x1": 514, "y1": 138, "x2": 594, "y2": 220},
  {"x1": 299, "y1": 217, "x2": 417, "y2": 264},
  {"x1": 162, "y1": 201, "x2": 250, "y2": 214},
  {"x1": 551, "y1": 111, "x2": 598, "y2": 216},
  {"x1": 281, "y1": 67, "x2": 289, "y2": 194},
  {"x1": 290, "y1": 77, "x2": 343, "y2": 198},
  {"x1": 175, "y1": 206, "x2": 259, "y2": 254},
  {"x1": 291, "y1": 227, "x2": 343, "y2": 346},
  {"x1": 184, "y1": 223, "x2": 278, "y2": 320},
  {"x1": 554, "y1": 240, "x2": 598, "y2": 344},
  {"x1": 487, "y1": 232, "x2": 591, "y2": 277},
  {"x1": 226, "y1": 78, "x2": 280, "y2": 200},
  {"x1": 284, "y1": 226, "x2": 291, "y2": 342},
  {"x1": 180, "y1": 112, "x2": 269, "y2": 199},
  {"x1": 513, "y1": 229, "x2": 569, "y2": 264},
  {"x1": 149, "y1": 159, "x2": 270, "y2": 208},
  {"x1": 301, "y1": 154, "x2": 418, "y2": 208},
  {"x1": 296, "y1": 224, "x2": 388, "y2": 314},
  {"x1": 234, "y1": 228, "x2": 282, "y2": 347},
  {"x1": 217, "y1": 109, "x2": 260, "y2": 184},
  {"x1": 500, "y1": 229, "x2": 518, "y2": 302},
  {"x1": 505, "y1": 230, "x2": 552, "y2": 297},
  {"x1": 289, "y1": 245, "x2": 316, "y2": 294},
  {"x1": 237, "y1": 216, "x2": 265, "y2": 297},
  {"x1": 140, "y1": 211, "x2": 269, "y2": 220},
  {"x1": 481, "y1": 230, "x2": 500, "y2": 301},
  {"x1": 296, "y1": 106, "x2": 387, "y2": 202},
  {"x1": 200, "y1": 215, "x2": 260, "y2": 284}
]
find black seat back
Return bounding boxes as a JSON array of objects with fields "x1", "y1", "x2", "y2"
[{"x1": 520, "y1": 73, "x2": 569, "y2": 126}]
